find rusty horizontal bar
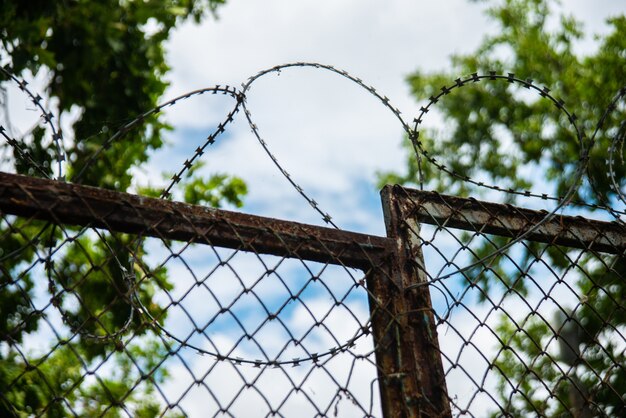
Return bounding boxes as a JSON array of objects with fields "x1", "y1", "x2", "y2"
[
  {"x1": 388, "y1": 185, "x2": 626, "y2": 255},
  {"x1": 0, "y1": 172, "x2": 393, "y2": 269}
]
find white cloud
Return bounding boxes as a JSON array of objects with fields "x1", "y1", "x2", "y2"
[{"x1": 154, "y1": 0, "x2": 498, "y2": 234}]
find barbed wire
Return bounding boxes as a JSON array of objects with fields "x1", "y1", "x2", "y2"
[
  {"x1": 240, "y1": 62, "x2": 415, "y2": 229},
  {"x1": 3, "y1": 63, "x2": 625, "y2": 220},
  {"x1": 597, "y1": 86, "x2": 626, "y2": 224},
  {"x1": 1, "y1": 62, "x2": 625, "y2": 361},
  {"x1": 2, "y1": 62, "x2": 626, "y2": 417},
  {"x1": 0, "y1": 65, "x2": 66, "y2": 180}
]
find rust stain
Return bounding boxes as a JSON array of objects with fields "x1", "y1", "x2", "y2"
[{"x1": 0, "y1": 171, "x2": 394, "y2": 269}]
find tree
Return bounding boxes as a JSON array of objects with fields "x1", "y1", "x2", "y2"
[
  {"x1": 0, "y1": 1, "x2": 247, "y2": 416},
  {"x1": 381, "y1": 0, "x2": 625, "y2": 415}
]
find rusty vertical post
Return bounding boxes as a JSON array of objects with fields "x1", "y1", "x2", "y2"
[{"x1": 367, "y1": 185, "x2": 451, "y2": 418}]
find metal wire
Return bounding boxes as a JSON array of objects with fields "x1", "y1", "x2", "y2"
[{"x1": 1, "y1": 63, "x2": 625, "y2": 417}]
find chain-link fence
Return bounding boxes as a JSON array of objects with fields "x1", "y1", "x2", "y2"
[
  {"x1": 4, "y1": 174, "x2": 624, "y2": 417},
  {"x1": 0, "y1": 171, "x2": 395, "y2": 417},
  {"x1": 2, "y1": 62, "x2": 625, "y2": 417},
  {"x1": 391, "y1": 185, "x2": 626, "y2": 417}
]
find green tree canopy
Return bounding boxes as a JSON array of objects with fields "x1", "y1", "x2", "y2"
[
  {"x1": 385, "y1": 0, "x2": 625, "y2": 203},
  {"x1": 1, "y1": 0, "x2": 228, "y2": 188},
  {"x1": 381, "y1": 0, "x2": 626, "y2": 416},
  {"x1": 0, "y1": 1, "x2": 248, "y2": 416},
  {"x1": 382, "y1": 0, "x2": 625, "y2": 415}
]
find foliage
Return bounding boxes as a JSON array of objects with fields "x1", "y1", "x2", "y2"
[
  {"x1": 0, "y1": 1, "x2": 246, "y2": 416},
  {"x1": 382, "y1": 0, "x2": 626, "y2": 415}
]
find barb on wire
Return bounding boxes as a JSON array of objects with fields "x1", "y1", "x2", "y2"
[
  {"x1": 240, "y1": 62, "x2": 414, "y2": 229},
  {"x1": 2, "y1": 62, "x2": 626, "y2": 418},
  {"x1": 0, "y1": 65, "x2": 66, "y2": 180},
  {"x1": 594, "y1": 87, "x2": 626, "y2": 223}
]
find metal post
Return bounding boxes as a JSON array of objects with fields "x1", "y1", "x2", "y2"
[{"x1": 367, "y1": 185, "x2": 450, "y2": 418}]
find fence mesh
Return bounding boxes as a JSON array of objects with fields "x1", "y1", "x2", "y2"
[
  {"x1": 394, "y1": 186, "x2": 626, "y2": 417},
  {"x1": 1, "y1": 62, "x2": 625, "y2": 417},
  {"x1": 0, "y1": 173, "x2": 390, "y2": 417}
]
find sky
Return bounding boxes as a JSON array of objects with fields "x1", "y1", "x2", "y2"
[
  {"x1": 155, "y1": 0, "x2": 493, "y2": 234},
  {"x1": 4, "y1": 0, "x2": 626, "y2": 416},
  {"x1": 144, "y1": 1, "x2": 625, "y2": 415},
  {"x1": 149, "y1": 0, "x2": 625, "y2": 232}
]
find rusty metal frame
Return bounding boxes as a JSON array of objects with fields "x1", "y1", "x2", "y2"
[
  {"x1": 394, "y1": 186, "x2": 626, "y2": 255},
  {"x1": 367, "y1": 185, "x2": 451, "y2": 418},
  {"x1": 0, "y1": 172, "x2": 392, "y2": 269}
]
